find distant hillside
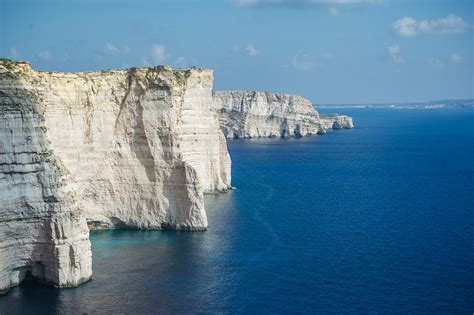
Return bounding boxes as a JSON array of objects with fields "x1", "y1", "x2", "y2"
[{"x1": 316, "y1": 99, "x2": 474, "y2": 109}]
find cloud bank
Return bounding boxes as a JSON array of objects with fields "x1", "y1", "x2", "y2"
[
  {"x1": 230, "y1": 0, "x2": 384, "y2": 7},
  {"x1": 393, "y1": 14, "x2": 468, "y2": 37}
]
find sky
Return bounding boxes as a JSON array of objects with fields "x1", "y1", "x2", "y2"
[{"x1": 0, "y1": 0, "x2": 472, "y2": 104}]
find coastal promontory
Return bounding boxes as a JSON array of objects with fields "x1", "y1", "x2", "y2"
[
  {"x1": 0, "y1": 59, "x2": 353, "y2": 294},
  {"x1": 213, "y1": 90, "x2": 353, "y2": 139},
  {"x1": 0, "y1": 59, "x2": 231, "y2": 293}
]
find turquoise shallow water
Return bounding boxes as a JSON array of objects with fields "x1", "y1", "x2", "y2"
[{"x1": 1, "y1": 109, "x2": 473, "y2": 313}]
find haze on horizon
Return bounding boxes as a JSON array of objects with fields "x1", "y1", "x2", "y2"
[{"x1": 0, "y1": 0, "x2": 472, "y2": 104}]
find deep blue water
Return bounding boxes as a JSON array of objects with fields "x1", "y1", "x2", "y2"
[{"x1": 1, "y1": 109, "x2": 474, "y2": 314}]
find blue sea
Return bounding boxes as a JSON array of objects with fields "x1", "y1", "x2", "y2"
[{"x1": 1, "y1": 109, "x2": 473, "y2": 314}]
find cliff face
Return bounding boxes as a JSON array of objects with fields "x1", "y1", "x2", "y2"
[
  {"x1": 0, "y1": 61, "x2": 92, "y2": 293},
  {"x1": 213, "y1": 91, "x2": 353, "y2": 139},
  {"x1": 0, "y1": 60, "x2": 231, "y2": 293},
  {"x1": 0, "y1": 60, "x2": 353, "y2": 294},
  {"x1": 319, "y1": 114, "x2": 354, "y2": 133},
  {"x1": 213, "y1": 91, "x2": 321, "y2": 138}
]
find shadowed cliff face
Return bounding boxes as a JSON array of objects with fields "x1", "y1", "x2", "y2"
[
  {"x1": 0, "y1": 60, "x2": 92, "y2": 294},
  {"x1": 0, "y1": 59, "x2": 232, "y2": 293}
]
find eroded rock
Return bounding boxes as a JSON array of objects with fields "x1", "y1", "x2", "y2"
[
  {"x1": 0, "y1": 59, "x2": 231, "y2": 293},
  {"x1": 213, "y1": 90, "x2": 353, "y2": 139}
]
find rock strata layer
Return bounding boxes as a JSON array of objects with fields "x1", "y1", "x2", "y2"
[
  {"x1": 213, "y1": 91, "x2": 353, "y2": 138},
  {"x1": 319, "y1": 114, "x2": 354, "y2": 132},
  {"x1": 0, "y1": 59, "x2": 231, "y2": 293},
  {"x1": 1, "y1": 61, "x2": 353, "y2": 294}
]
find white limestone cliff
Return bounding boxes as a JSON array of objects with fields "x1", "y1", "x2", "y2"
[
  {"x1": 319, "y1": 114, "x2": 354, "y2": 133},
  {"x1": 0, "y1": 61, "x2": 92, "y2": 293},
  {"x1": 212, "y1": 91, "x2": 353, "y2": 139},
  {"x1": 0, "y1": 59, "x2": 231, "y2": 293},
  {"x1": 0, "y1": 60, "x2": 353, "y2": 294}
]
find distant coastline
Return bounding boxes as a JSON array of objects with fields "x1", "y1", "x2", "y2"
[{"x1": 315, "y1": 99, "x2": 474, "y2": 110}]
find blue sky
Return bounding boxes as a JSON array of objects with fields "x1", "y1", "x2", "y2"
[{"x1": 1, "y1": 0, "x2": 472, "y2": 103}]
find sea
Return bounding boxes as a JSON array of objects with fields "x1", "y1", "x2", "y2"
[{"x1": 1, "y1": 109, "x2": 473, "y2": 314}]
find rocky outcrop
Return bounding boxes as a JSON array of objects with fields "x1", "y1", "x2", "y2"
[
  {"x1": 213, "y1": 91, "x2": 320, "y2": 138},
  {"x1": 0, "y1": 59, "x2": 231, "y2": 293},
  {"x1": 319, "y1": 114, "x2": 354, "y2": 132},
  {"x1": 212, "y1": 91, "x2": 353, "y2": 139}
]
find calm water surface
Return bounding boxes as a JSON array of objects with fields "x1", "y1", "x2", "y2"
[{"x1": 1, "y1": 109, "x2": 473, "y2": 313}]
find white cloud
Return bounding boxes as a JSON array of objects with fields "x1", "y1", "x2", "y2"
[
  {"x1": 38, "y1": 50, "x2": 51, "y2": 60},
  {"x1": 392, "y1": 17, "x2": 418, "y2": 36},
  {"x1": 419, "y1": 14, "x2": 468, "y2": 34},
  {"x1": 329, "y1": 7, "x2": 340, "y2": 16},
  {"x1": 291, "y1": 53, "x2": 315, "y2": 71},
  {"x1": 450, "y1": 53, "x2": 463, "y2": 63},
  {"x1": 63, "y1": 53, "x2": 72, "y2": 62},
  {"x1": 103, "y1": 43, "x2": 131, "y2": 55},
  {"x1": 230, "y1": 0, "x2": 384, "y2": 15},
  {"x1": 230, "y1": 0, "x2": 384, "y2": 7},
  {"x1": 393, "y1": 14, "x2": 468, "y2": 37},
  {"x1": 388, "y1": 44, "x2": 404, "y2": 63},
  {"x1": 322, "y1": 52, "x2": 335, "y2": 59},
  {"x1": 290, "y1": 52, "x2": 334, "y2": 70},
  {"x1": 151, "y1": 44, "x2": 166, "y2": 64},
  {"x1": 388, "y1": 44, "x2": 399, "y2": 55},
  {"x1": 104, "y1": 43, "x2": 120, "y2": 54},
  {"x1": 141, "y1": 58, "x2": 150, "y2": 67},
  {"x1": 9, "y1": 47, "x2": 20, "y2": 59},
  {"x1": 174, "y1": 56, "x2": 186, "y2": 67},
  {"x1": 232, "y1": 44, "x2": 261, "y2": 56},
  {"x1": 426, "y1": 57, "x2": 444, "y2": 68},
  {"x1": 245, "y1": 44, "x2": 260, "y2": 56}
]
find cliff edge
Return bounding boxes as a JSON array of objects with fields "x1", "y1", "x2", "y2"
[
  {"x1": 1, "y1": 60, "x2": 353, "y2": 294},
  {"x1": 213, "y1": 90, "x2": 353, "y2": 138},
  {"x1": 0, "y1": 59, "x2": 231, "y2": 293}
]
